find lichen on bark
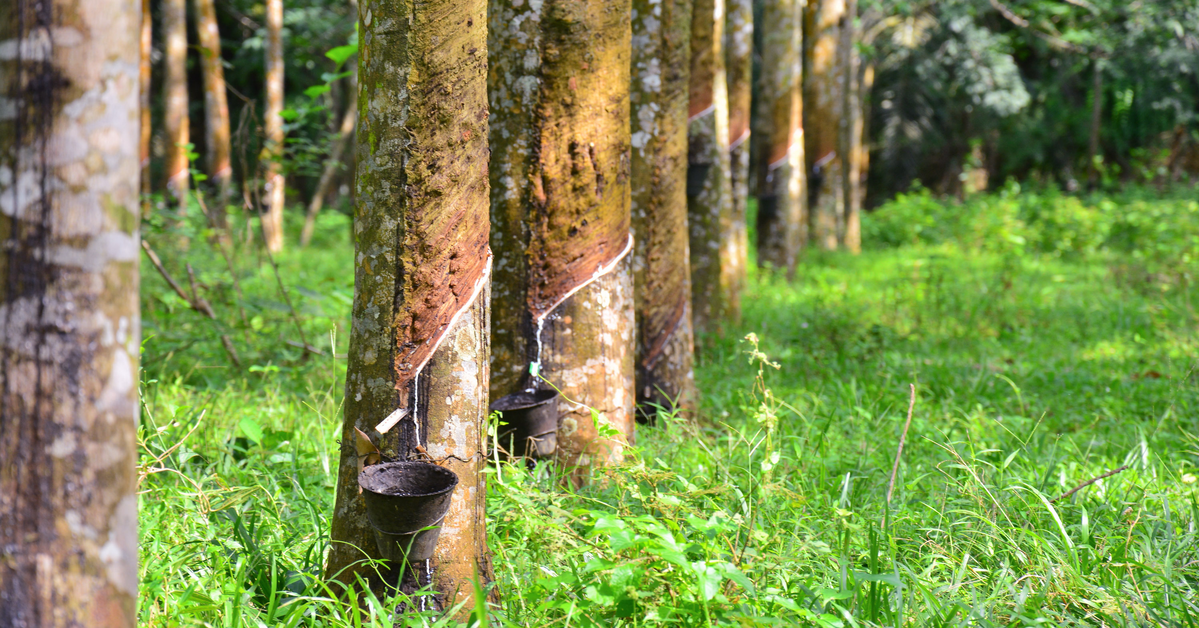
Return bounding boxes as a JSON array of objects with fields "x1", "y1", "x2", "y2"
[
  {"x1": 754, "y1": 0, "x2": 807, "y2": 274},
  {"x1": 489, "y1": 0, "x2": 636, "y2": 471},
  {"x1": 630, "y1": 0, "x2": 697, "y2": 415},
  {"x1": 687, "y1": 0, "x2": 738, "y2": 336},
  {"x1": 326, "y1": 0, "x2": 493, "y2": 612},
  {"x1": 0, "y1": 1, "x2": 142, "y2": 625}
]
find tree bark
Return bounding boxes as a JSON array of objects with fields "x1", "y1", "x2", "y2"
[
  {"x1": 325, "y1": 0, "x2": 493, "y2": 613},
  {"x1": 489, "y1": 0, "x2": 636, "y2": 474},
  {"x1": 0, "y1": 0, "x2": 142, "y2": 625},
  {"x1": 803, "y1": 0, "x2": 842, "y2": 249},
  {"x1": 631, "y1": 0, "x2": 697, "y2": 416},
  {"x1": 140, "y1": 0, "x2": 152, "y2": 215},
  {"x1": 839, "y1": 0, "x2": 859, "y2": 252},
  {"x1": 301, "y1": 84, "x2": 356, "y2": 247},
  {"x1": 753, "y1": 0, "x2": 806, "y2": 274},
  {"x1": 195, "y1": 0, "x2": 232, "y2": 229},
  {"x1": 261, "y1": 0, "x2": 285, "y2": 252},
  {"x1": 688, "y1": 0, "x2": 738, "y2": 335},
  {"x1": 725, "y1": 0, "x2": 751, "y2": 300},
  {"x1": 163, "y1": 0, "x2": 190, "y2": 216}
]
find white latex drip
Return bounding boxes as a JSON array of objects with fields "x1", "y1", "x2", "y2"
[
  {"x1": 526, "y1": 233, "x2": 634, "y2": 390},
  {"x1": 411, "y1": 370, "x2": 421, "y2": 445}
]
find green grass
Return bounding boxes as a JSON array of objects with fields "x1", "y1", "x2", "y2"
[{"x1": 139, "y1": 191, "x2": 1199, "y2": 626}]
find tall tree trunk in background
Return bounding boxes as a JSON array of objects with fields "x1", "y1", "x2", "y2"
[
  {"x1": 195, "y1": 0, "x2": 232, "y2": 229},
  {"x1": 688, "y1": 0, "x2": 737, "y2": 336},
  {"x1": 725, "y1": 0, "x2": 751, "y2": 301},
  {"x1": 631, "y1": 0, "x2": 697, "y2": 416},
  {"x1": 301, "y1": 82, "x2": 356, "y2": 247},
  {"x1": 164, "y1": 0, "x2": 190, "y2": 217},
  {"x1": 838, "y1": 0, "x2": 860, "y2": 252},
  {"x1": 325, "y1": 0, "x2": 493, "y2": 612},
  {"x1": 753, "y1": 0, "x2": 806, "y2": 274},
  {"x1": 489, "y1": 0, "x2": 635, "y2": 474},
  {"x1": 803, "y1": 0, "x2": 842, "y2": 249},
  {"x1": 1087, "y1": 59, "x2": 1103, "y2": 190},
  {"x1": 261, "y1": 0, "x2": 285, "y2": 252},
  {"x1": 140, "y1": 0, "x2": 152, "y2": 215},
  {"x1": 857, "y1": 61, "x2": 874, "y2": 209},
  {"x1": 0, "y1": 0, "x2": 141, "y2": 625}
]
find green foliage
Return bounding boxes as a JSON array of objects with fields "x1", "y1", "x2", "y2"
[
  {"x1": 865, "y1": 184, "x2": 1199, "y2": 280},
  {"x1": 140, "y1": 191, "x2": 1199, "y2": 626}
]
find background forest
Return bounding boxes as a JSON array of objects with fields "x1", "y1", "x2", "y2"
[{"x1": 125, "y1": 0, "x2": 1197, "y2": 625}]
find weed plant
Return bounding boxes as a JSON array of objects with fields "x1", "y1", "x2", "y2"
[{"x1": 139, "y1": 188, "x2": 1198, "y2": 626}]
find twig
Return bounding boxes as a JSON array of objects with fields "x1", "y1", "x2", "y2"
[
  {"x1": 1051, "y1": 464, "x2": 1130, "y2": 504},
  {"x1": 887, "y1": 384, "x2": 917, "y2": 503},
  {"x1": 141, "y1": 240, "x2": 241, "y2": 366}
]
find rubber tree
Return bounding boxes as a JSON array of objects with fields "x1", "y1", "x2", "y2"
[
  {"x1": 688, "y1": 0, "x2": 738, "y2": 335},
  {"x1": 631, "y1": 0, "x2": 697, "y2": 415},
  {"x1": 163, "y1": 0, "x2": 190, "y2": 216},
  {"x1": 753, "y1": 0, "x2": 807, "y2": 274},
  {"x1": 261, "y1": 0, "x2": 286, "y2": 252},
  {"x1": 140, "y1": 0, "x2": 152, "y2": 215},
  {"x1": 838, "y1": 0, "x2": 860, "y2": 252},
  {"x1": 725, "y1": 0, "x2": 751, "y2": 299},
  {"x1": 803, "y1": 0, "x2": 843, "y2": 249},
  {"x1": 195, "y1": 0, "x2": 232, "y2": 228},
  {"x1": 325, "y1": 0, "x2": 493, "y2": 612},
  {"x1": 489, "y1": 0, "x2": 636, "y2": 473},
  {"x1": 0, "y1": 0, "x2": 142, "y2": 624}
]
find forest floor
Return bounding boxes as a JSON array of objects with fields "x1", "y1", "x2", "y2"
[{"x1": 138, "y1": 190, "x2": 1199, "y2": 627}]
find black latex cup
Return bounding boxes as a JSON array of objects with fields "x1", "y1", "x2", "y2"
[
  {"x1": 372, "y1": 524, "x2": 444, "y2": 564},
  {"x1": 490, "y1": 389, "x2": 560, "y2": 458},
  {"x1": 359, "y1": 461, "x2": 458, "y2": 534}
]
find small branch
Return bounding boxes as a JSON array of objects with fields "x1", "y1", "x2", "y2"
[
  {"x1": 1051, "y1": 465, "x2": 1130, "y2": 504},
  {"x1": 141, "y1": 241, "x2": 241, "y2": 366},
  {"x1": 887, "y1": 384, "x2": 917, "y2": 503}
]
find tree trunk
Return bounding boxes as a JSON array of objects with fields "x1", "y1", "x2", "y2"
[
  {"x1": 631, "y1": 0, "x2": 697, "y2": 417},
  {"x1": 1087, "y1": 59, "x2": 1102, "y2": 190},
  {"x1": 140, "y1": 0, "x2": 152, "y2": 216},
  {"x1": 688, "y1": 0, "x2": 737, "y2": 336},
  {"x1": 857, "y1": 61, "x2": 874, "y2": 209},
  {"x1": 0, "y1": 0, "x2": 142, "y2": 625},
  {"x1": 725, "y1": 0, "x2": 751, "y2": 300},
  {"x1": 164, "y1": 0, "x2": 190, "y2": 217},
  {"x1": 325, "y1": 0, "x2": 493, "y2": 613},
  {"x1": 489, "y1": 0, "x2": 636, "y2": 475},
  {"x1": 195, "y1": 0, "x2": 232, "y2": 229},
  {"x1": 803, "y1": 0, "x2": 842, "y2": 249},
  {"x1": 838, "y1": 0, "x2": 859, "y2": 252},
  {"x1": 753, "y1": 0, "x2": 806, "y2": 275},
  {"x1": 301, "y1": 84, "x2": 356, "y2": 247},
  {"x1": 261, "y1": 0, "x2": 285, "y2": 252}
]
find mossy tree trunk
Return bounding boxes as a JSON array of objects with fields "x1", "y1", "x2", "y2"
[
  {"x1": 163, "y1": 0, "x2": 190, "y2": 216},
  {"x1": 725, "y1": 0, "x2": 751, "y2": 299},
  {"x1": 489, "y1": 0, "x2": 635, "y2": 472},
  {"x1": 838, "y1": 0, "x2": 860, "y2": 252},
  {"x1": 261, "y1": 0, "x2": 285, "y2": 252},
  {"x1": 803, "y1": 0, "x2": 842, "y2": 249},
  {"x1": 688, "y1": 0, "x2": 737, "y2": 335},
  {"x1": 753, "y1": 0, "x2": 806, "y2": 274},
  {"x1": 195, "y1": 0, "x2": 232, "y2": 229},
  {"x1": 325, "y1": 0, "x2": 493, "y2": 613},
  {"x1": 631, "y1": 0, "x2": 697, "y2": 416},
  {"x1": 0, "y1": 0, "x2": 142, "y2": 624}
]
